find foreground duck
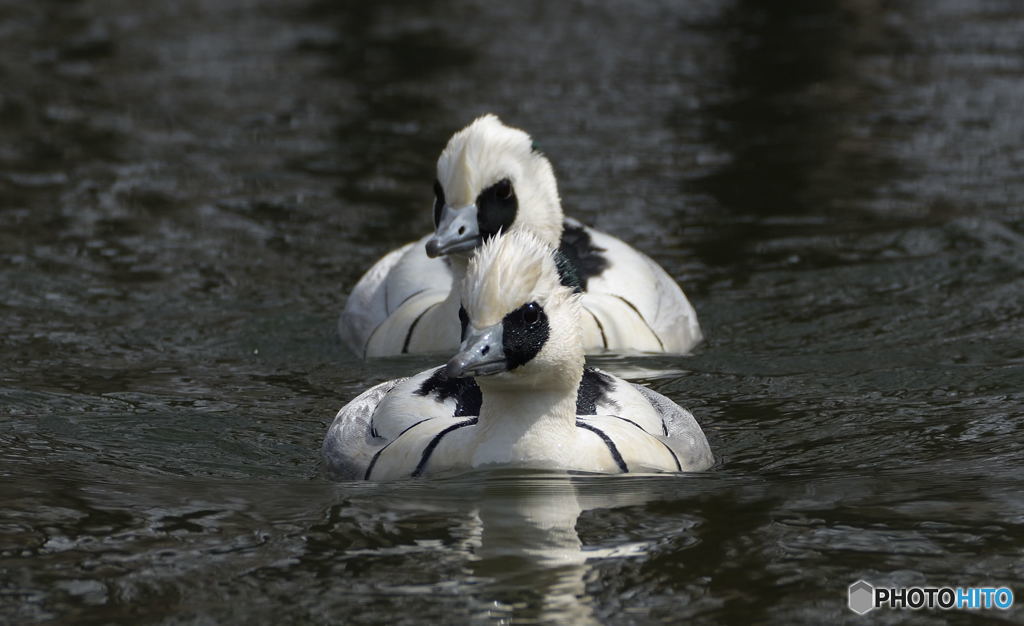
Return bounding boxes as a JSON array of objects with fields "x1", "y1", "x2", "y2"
[
  {"x1": 339, "y1": 114, "x2": 702, "y2": 358},
  {"x1": 323, "y1": 230, "x2": 713, "y2": 480}
]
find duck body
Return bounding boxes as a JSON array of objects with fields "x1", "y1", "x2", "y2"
[
  {"x1": 339, "y1": 218, "x2": 701, "y2": 358},
  {"x1": 327, "y1": 227, "x2": 712, "y2": 481},
  {"x1": 338, "y1": 114, "x2": 702, "y2": 359},
  {"x1": 338, "y1": 235, "x2": 457, "y2": 358},
  {"x1": 567, "y1": 218, "x2": 701, "y2": 354},
  {"x1": 322, "y1": 366, "x2": 713, "y2": 481}
]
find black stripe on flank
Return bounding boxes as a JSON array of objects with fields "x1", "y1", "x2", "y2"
[
  {"x1": 587, "y1": 310, "x2": 607, "y2": 349},
  {"x1": 575, "y1": 421, "x2": 628, "y2": 473},
  {"x1": 411, "y1": 418, "x2": 478, "y2": 478},
  {"x1": 361, "y1": 323, "x2": 380, "y2": 359},
  {"x1": 401, "y1": 303, "x2": 438, "y2": 354},
  {"x1": 663, "y1": 442, "x2": 682, "y2": 472},
  {"x1": 607, "y1": 415, "x2": 682, "y2": 473},
  {"x1": 608, "y1": 415, "x2": 645, "y2": 431},
  {"x1": 364, "y1": 418, "x2": 430, "y2": 480},
  {"x1": 613, "y1": 295, "x2": 664, "y2": 351},
  {"x1": 396, "y1": 287, "x2": 428, "y2": 311}
]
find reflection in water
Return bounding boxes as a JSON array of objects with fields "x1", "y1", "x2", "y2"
[
  {"x1": 587, "y1": 353, "x2": 689, "y2": 382},
  {"x1": 472, "y1": 474, "x2": 678, "y2": 623},
  {"x1": 471, "y1": 475, "x2": 595, "y2": 623},
  {"x1": 348, "y1": 472, "x2": 672, "y2": 624},
  {"x1": 1, "y1": 466, "x2": 701, "y2": 623}
]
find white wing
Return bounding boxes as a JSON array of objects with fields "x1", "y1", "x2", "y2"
[
  {"x1": 631, "y1": 384, "x2": 713, "y2": 471},
  {"x1": 579, "y1": 222, "x2": 702, "y2": 354},
  {"x1": 338, "y1": 235, "x2": 454, "y2": 357},
  {"x1": 322, "y1": 378, "x2": 403, "y2": 480},
  {"x1": 322, "y1": 367, "x2": 482, "y2": 480},
  {"x1": 581, "y1": 368, "x2": 713, "y2": 472}
]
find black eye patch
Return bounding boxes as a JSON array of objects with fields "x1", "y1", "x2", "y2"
[
  {"x1": 502, "y1": 301, "x2": 548, "y2": 370},
  {"x1": 433, "y1": 180, "x2": 445, "y2": 228},
  {"x1": 476, "y1": 177, "x2": 517, "y2": 239},
  {"x1": 458, "y1": 305, "x2": 469, "y2": 341}
]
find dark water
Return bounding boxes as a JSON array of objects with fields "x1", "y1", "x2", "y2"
[{"x1": 2, "y1": 0, "x2": 1023, "y2": 623}]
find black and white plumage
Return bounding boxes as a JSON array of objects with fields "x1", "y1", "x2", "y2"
[
  {"x1": 338, "y1": 114, "x2": 702, "y2": 358},
  {"x1": 323, "y1": 230, "x2": 713, "y2": 480}
]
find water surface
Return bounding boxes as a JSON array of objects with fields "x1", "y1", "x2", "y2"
[{"x1": 2, "y1": 0, "x2": 1023, "y2": 623}]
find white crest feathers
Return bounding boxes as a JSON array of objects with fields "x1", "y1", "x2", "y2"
[
  {"x1": 437, "y1": 115, "x2": 532, "y2": 208},
  {"x1": 462, "y1": 230, "x2": 569, "y2": 327},
  {"x1": 436, "y1": 114, "x2": 564, "y2": 247}
]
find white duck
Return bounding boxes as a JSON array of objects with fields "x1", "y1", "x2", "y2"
[
  {"x1": 323, "y1": 230, "x2": 713, "y2": 480},
  {"x1": 339, "y1": 114, "x2": 702, "y2": 358}
]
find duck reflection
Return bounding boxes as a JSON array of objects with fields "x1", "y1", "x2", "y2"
[
  {"x1": 459, "y1": 471, "x2": 666, "y2": 624},
  {"x1": 321, "y1": 470, "x2": 691, "y2": 622}
]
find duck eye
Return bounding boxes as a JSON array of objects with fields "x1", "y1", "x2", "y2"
[
  {"x1": 521, "y1": 302, "x2": 540, "y2": 325},
  {"x1": 495, "y1": 178, "x2": 513, "y2": 200}
]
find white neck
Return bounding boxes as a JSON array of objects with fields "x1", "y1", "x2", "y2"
[
  {"x1": 411, "y1": 255, "x2": 469, "y2": 351},
  {"x1": 447, "y1": 254, "x2": 470, "y2": 283},
  {"x1": 440, "y1": 255, "x2": 468, "y2": 317},
  {"x1": 469, "y1": 385, "x2": 579, "y2": 468}
]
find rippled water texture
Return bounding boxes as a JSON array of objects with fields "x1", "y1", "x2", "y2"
[{"x1": 2, "y1": 0, "x2": 1023, "y2": 623}]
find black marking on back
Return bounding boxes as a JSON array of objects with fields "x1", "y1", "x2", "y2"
[
  {"x1": 607, "y1": 415, "x2": 682, "y2": 472},
  {"x1": 412, "y1": 418, "x2": 478, "y2": 477},
  {"x1": 553, "y1": 249, "x2": 584, "y2": 294},
  {"x1": 613, "y1": 295, "x2": 665, "y2": 351},
  {"x1": 558, "y1": 221, "x2": 609, "y2": 291},
  {"x1": 401, "y1": 303, "x2": 437, "y2": 354},
  {"x1": 364, "y1": 418, "x2": 429, "y2": 480},
  {"x1": 576, "y1": 367, "x2": 615, "y2": 415},
  {"x1": 502, "y1": 301, "x2": 549, "y2": 370},
  {"x1": 575, "y1": 421, "x2": 628, "y2": 472},
  {"x1": 415, "y1": 367, "x2": 482, "y2": 417},
  {"x1": 476, "y1": 178, "x2": 517, "y2": 239}
]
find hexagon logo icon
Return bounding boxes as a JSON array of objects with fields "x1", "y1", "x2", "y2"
[{"x1": 849, "y1": 580, "x2": 875, "y2": 615}]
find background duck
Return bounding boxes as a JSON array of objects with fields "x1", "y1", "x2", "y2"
[
  {"x1": 339, "y1": 114, "x2": 702, "y2": 358},
  {"x1": 323, "y1": 230, "x2": 713, "y2": 480}
]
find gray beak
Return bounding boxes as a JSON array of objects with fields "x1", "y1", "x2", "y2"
[
  {"x1": 445, "y1": 323, "x2": 507, "y2": 378},
  {"x1": 426, "y1": 204, "x2": 481, "y2": 258}
]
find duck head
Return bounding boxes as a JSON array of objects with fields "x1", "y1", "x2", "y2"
[
  {"x1": 426, "y1": 115, "x2": 564, "y2": 258},
  {"x1": 445, "y1": 230, "x2": 583, "y2": 391}
]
